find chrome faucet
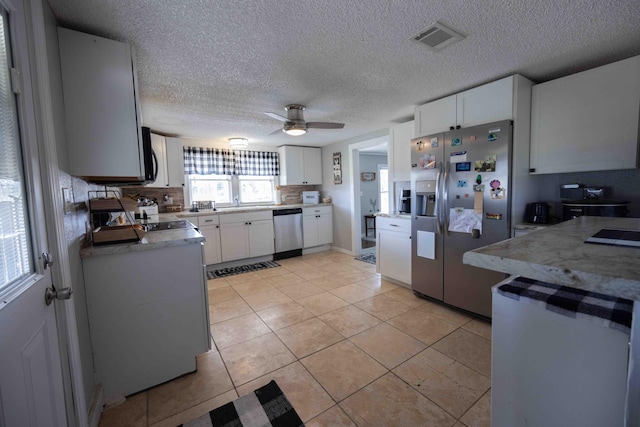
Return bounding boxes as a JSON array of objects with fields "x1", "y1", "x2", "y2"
[{"x1": 234, "y1": 196, "x2": 240, "y2": 207}]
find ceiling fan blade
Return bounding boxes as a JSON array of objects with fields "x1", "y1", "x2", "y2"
[
  {"x1": 306, "y1": 122, "x2": 345, "y2": 129},
  {"x1": 264, "y1": 112, "x2": 289, "y2": 122},
  {"x1": 269, "y1": 128, "x2": 284, "y2": 135}
]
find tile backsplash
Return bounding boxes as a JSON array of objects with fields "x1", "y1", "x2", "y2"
[
  {"x1": 121, "y1": 186, "x2": 185, "y2": 213},
  {"x1": 279, "y1": 184, "x2": 321, "y2": 204}
]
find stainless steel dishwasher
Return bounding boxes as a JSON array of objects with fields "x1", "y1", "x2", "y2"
[{"x1": 273, "y1": 208, "x2": 303, "y2": 260}]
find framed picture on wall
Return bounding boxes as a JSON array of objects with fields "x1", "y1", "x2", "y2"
[
  {"x1": 361, "y1": 172, "x2": 376, "y2": 181},
  {"x1": 333, "y1": 152, "x2": 342, "y2": 184}
]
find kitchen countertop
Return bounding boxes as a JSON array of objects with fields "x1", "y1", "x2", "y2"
[
  {"x1": 175, "y1": 202, "x2": 332, "y2": 217},
  {"x1": 463, "y1": 216, "x2": 640, "y2": 300},
  {"x1": 375, "y1": 213, "x2": 411, "y2": 219}
]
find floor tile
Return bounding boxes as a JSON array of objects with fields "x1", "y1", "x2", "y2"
[
  {"x1": 255, "y1": 266, "x2": 287, "y2": 278},
  {"x1": 301, "y1": 341, "x2": 387, "y2": 401},
  {"x1": 235, "y1": 362, "x2": 335, "y2": 422},
  {"x1": 230, "y1": 278, "x2": 276, "y2": 297},
  {"x1": 149, "y1": 389, "x2": 237, "y2": 427},
  {"x1": 339, "y1": 373, "x2": 456, "y2": 427},
  {"x1": 393, "y1": 348, "x2": 491, "y2": 418},
  {"x1": 275, "y1": 318, "x2": 344, "y2": 358},
  {"x1": 354, "y1": 294, "x2": 413, "y2": 321},
  {"x1": 209, "y1": 298, "x2": 253, "y2": 324},
  {"x1": 210, "y1": 313, "x2": 271, "y2": 349},
  {"x1": 277, "y1": 258, "x2": 313, "y2": 271},
  {"x1": 413, "y1": 299, "x2": 474, "y2": 327},
  {"x1": 242, "y1": 288, "x2": 293, "y2": 311},
  {"x1": 462, "y1": 318, "x2": 492, "y2": 341},
  {"x1": 320, "y1": 263, "x2": 359, "y2": 275},
  {"x1": 306, "y1": 405, "x2": 357, "y2": 427},
  {"x1": 301, "y1": 256, "x2": 336, "y2": 267},
  {"x1": 220, "y1": 333, "x2": 296, "y2": 386},
  {"x1": 207, "y1": 278, "x2": 229, "y2": 290},
  {"x1": 337, "y1": 271, "x2": 379, "y2": 284},
  {"x1": 329, "y1": 284, "x2": 378, "y2": 303},
  {"x1": 208, "y1": 286, "x2": 241, "y2": 304},
  {"x1": 354, "y1": 277, "x2": 399, "y2": 294},
  {"x1": 256, "y1": 301, "x2": 315, "y2": 330},
  {"x1": 432, "y1": 328, "x2": 492, "y2": 378},
  {"x1": 383, "y1": 286, "x2": 427, "y2": 308},
  {"x1": 147, "y1": 351, "x2": 234, "y2": 424},
  {"x1": 298, "y1": 292, "x2": 349, "y2": 315},
  {"x1": 278, "y1": 282, "x2": 325, "y2": 300},
  {"x1": 387, "y1": 308, "x2": 458, "y2": 345},
  {"x1": 309, "y1": 275, "x2": 355, "y2": 290},
  {"x1": 294, "y1": 266, "x2": 333, "y2": 280},
  {"x1": 98, "y1": 391, "x2": 147, "y2": 427},
  {"x1": 460, "y1": 390, "x2": 491, "y2": 427},
  {"x1": 264, "y1": 272, "x2": 307, "y2": 288},
  {"x1": 319, "y1": 305, "x2": 381, "y2": 338},
  {"x1": 349, "y1": 323, "x2": 426, "y2": 369},
  {"x1": 224, "y1": 271, "x2": 262, "y2": 286}
]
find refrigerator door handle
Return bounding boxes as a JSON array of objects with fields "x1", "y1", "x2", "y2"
[
  {"x1": 443, "y1": 160, "x2": 450, "y2": 235},
  {"x1": 435, "y1": 161, "x2": 443, "y2": 235}
]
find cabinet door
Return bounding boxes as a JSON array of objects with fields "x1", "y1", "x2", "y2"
[
  {"x1": 530, "y1": 56, "x2": 640, "y2": 174},
  {"x1": 220, "y1": 223, "x2": 249, "y2": 261},
  {"x1": 58, "y1": 28, "x2": 143, "y2": 179},
  {"x1": 165, "y1": 137, "x2": 185, "y2": 187},
  {"x1": 147, "y1": 133, "x2": 168, "y2": 187},
  {"x1": 456, "y1": 76, "x2": 513, "y2": 128},
  {"x1": 316, "y1": 213, "x2": 333, "y2": 246},
  {"x1": 248, "y1": 220, "x2": 274, "y2": 257},
  {"x1": 378, "y1": 231, "x2": 411, "y2": 284},
  {"x1": 302, "y1": 147, "x2": 322, "y2": 184},
  {"x1": 278, "y1": 146, "x2": 304, "y2": 185},
  {"x1": 415, "y1": 95, "x2": 456, "y2": 136},
  {"x1": 391, "y1": 121, "x2": 414, "y2": 182},
  {"x1": 201, "y1": 226, "x2": 222, "y2": 265},
  {"x1": 302, "y1": 215, "x2": 318, "y2": 248}
]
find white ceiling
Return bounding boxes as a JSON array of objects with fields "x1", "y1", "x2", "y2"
[{"x1": 46, "y1": 0, "x2": 640, "y2": 148}]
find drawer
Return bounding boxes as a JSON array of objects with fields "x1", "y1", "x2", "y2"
[
  {"x1": 197, "y1": 214, "x2": 219, "y2": 227},
  {"x1": 376, "y1": 216, "x2": 410, "y2": 234},
  {"x1": 302, "y1": 206, "x2": 332, "y2": 216},
  {"x1": 219, "y1": 210, "x2": 272, "y2": 224}
]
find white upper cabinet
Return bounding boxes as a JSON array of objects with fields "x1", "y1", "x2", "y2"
[
  {"x1": 391, "y1": 120, "x2": 414, "y2": 182},
  {"x1": 278, "y1": 146, "x2": 322, "y2": 185},
  {"x1": 415, "y1": 76, "x2": 515, "y2": 136},
  {"x1": 530, "y1": 55, "x2": 640, "y2": 174},
  {"x1": 58, "y1": 28, "x2": 144, "y2": 181}
]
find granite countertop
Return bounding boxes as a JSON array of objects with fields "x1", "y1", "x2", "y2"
[
  {"x1": 80, "y1": 225, "x2": 204, "y2": 258},
  {"x1": 463, "y1": 216, "x2": 640, "y2": 301},
  {"x1": 375, "y1": 213, "x2": 412, "y2": 220},
  {"x1": 176, "y1": 202, "x2": 332, "y2": 217}
]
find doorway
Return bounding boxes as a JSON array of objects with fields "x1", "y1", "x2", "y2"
[{"x1": 350, "y1": 137, "x2": 389, "y2": 256}]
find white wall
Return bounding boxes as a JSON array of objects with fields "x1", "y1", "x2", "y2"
[{"x1": 320, "y1": 129, "x2": 389, "y2": 253}]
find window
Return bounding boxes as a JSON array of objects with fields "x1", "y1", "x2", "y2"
[
  {"x1": 239, "y1": 176, "x2": 275, "y2": 203},
  {"x1": 378, "y1": 166, "x2": 389, "y2": 214},
  {"x1": 188, "y1": 174, "x2": 231, "y2": 203}
]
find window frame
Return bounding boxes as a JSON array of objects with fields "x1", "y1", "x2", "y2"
[{"x1": 186, "y1": 174, "x2": 277, "y2": 208}]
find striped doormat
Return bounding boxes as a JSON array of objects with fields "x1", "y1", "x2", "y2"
[
  {"x1": 355, "y1": 253, "x2": 376, "y2": 265},
  {"x1": 207, "y1": 261, "x2": 280, "y2": 279}
]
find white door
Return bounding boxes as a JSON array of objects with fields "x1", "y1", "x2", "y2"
[{"x1": 0, "y1": 1, "x2": 68, "y2": 425}]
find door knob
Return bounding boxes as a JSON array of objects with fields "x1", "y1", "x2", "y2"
[{"x1": 45, "y1": 285, "x2": 73, "y2": 306}]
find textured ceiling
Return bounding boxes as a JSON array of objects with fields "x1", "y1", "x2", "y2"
[{"x1": 46, "y1": 0, "x2": 640, "y2": 147}]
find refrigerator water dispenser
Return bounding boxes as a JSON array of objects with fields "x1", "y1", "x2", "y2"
[{"x1": 415, "y1": 180, "x2": 437, "y2": 216}]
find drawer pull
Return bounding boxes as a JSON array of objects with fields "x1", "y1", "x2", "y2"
[{"x1": 390, "y1": 224, "x2": 399, "y2": 227}]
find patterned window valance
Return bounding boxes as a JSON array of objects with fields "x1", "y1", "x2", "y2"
[{"x1": 183, "y1": 147, "x2": 279, "y2": 176}]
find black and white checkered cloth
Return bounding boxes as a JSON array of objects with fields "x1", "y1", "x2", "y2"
[
  {"x1": 184, "y1": 147, "x2": 279, "y2": 176},
  {"x1": 497, "y1": 277, "x2": 633, "y2": 334}
]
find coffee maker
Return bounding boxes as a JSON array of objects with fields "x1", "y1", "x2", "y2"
[{"x1": 398, "y1": 189, "x2": 411, "y2": 214}]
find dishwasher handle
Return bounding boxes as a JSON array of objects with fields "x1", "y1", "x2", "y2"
[{"x1": 273, "y1": 208, "x2": 303, "y2": 216}]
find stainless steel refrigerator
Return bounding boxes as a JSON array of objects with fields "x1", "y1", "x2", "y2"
[{"x1": 410, "y1": 120, "x2": 512, "y2": 318}]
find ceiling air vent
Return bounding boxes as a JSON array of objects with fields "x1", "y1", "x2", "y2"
[{"x1": 411, "y1": 22, "x2": 465, "y2": 52}]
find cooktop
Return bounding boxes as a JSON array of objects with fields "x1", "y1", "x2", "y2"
[
  {"x1": 585, "y1": 228, "x2": 640, "y2": 248},
  {"x1": 146, "y1": 220, "x2": 195, "y2": 232}
]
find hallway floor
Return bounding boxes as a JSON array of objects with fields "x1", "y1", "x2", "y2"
[{"x1": 98, "y1": 250, "x2": 491, "y2": 427}]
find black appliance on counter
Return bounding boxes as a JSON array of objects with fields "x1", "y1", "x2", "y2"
[
  {"x1": 398, "y1": 189, "x2": 411, "y2": 213},
  {"x1": 525, "y1": 202, "x2": 550, "y2": 224},
  {"x1": 560, "y1": 185, "x2": 630, "y2": 220}
]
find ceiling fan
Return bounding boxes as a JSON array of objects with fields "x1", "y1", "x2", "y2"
[{"x1": 265, "y1": 104, "x2": 345, "y2": 136}]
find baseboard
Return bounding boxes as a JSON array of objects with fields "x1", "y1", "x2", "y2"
[
  {"x1": 328, "y1": 245, "x2": 355, "y2": 256},
  {"x1": 87, "y1": 384, "x2": 103, "y2": 427}
]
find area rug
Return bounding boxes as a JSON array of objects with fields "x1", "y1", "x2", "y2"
[
  {"x1": 207, "y1": 261, "x2": 280, "y2": 279},
  {"x1": 179, "y1": 380, "x2": 304, "y2": 427},
  {"x1": 355, "y1": 253, "x2": 376, "y2": 265}
]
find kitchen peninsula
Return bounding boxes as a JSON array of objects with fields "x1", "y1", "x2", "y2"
[{"x1": 463, "y1": 216, "x2": 640, "y2": 427}]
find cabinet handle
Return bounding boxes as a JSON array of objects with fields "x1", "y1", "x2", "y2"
[
  {"x1": 204, "y1": 219, "x2": 213, "y2": 223},
  {"x1": 390, "y1": 224, "x2": 399, "y2": 227},
  {"x1": 449, "y1": 126, "x2": 455, "y2": 130},
  {"x1": 216, "y1": 225, "x2": 219, "y2": 228}
]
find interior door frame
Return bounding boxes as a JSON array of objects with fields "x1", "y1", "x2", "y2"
[{"x1": 24, "y1": 0, "x2": 88, "y2": 424}]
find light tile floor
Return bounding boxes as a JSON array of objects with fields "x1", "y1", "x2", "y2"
[{"x1": 98, "y1": 250, "x2": 492, "y2": 427}]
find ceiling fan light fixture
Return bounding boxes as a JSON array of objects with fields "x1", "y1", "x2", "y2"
[
  {"x1": 283, "y1": 123, "x2": 307, "y2": 136},
  {"x1": 228, "y1": 137, "x2": 248, "y2": 149}
]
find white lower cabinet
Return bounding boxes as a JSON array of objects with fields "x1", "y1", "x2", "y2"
[
  {"x1": 302, "y1": 206, "x2": 333, "y2": 248},
  {"x1": 198, "y1": 215, "x2": 222, "y2": 265},
  {"x1": 219, "y1": 211, "x2": 274, "y2": 262},
  {"x1": 376, "y1": 216, "x2": 411, "y2": 285}
]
